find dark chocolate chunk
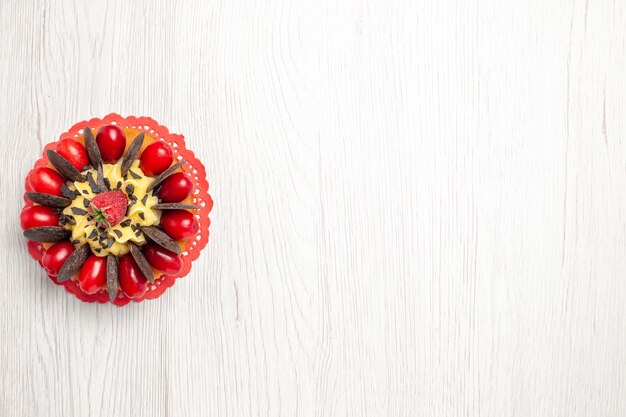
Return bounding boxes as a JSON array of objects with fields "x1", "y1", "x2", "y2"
[
  {"x1": 25, "y1": 192, "x2": 71, "y2": 208},
  {"x1": 46, "y1": 150, "x2": 85, "y2": 182},
  {"x1": 61, "y1": 183, "x2": 77, "y2": 200},
  {"x1": 147, "y1": 160, "x2": 187, "y2": 192},
  {"x1": 103, "y1": 177, "x2": 111, "y2": 189},
  {"x1": 95, "y1": 247, "x2": 101, "y2": 253},
  {"x1": 125, "y1": 184, "x2": 134, "y2": 196},
  {"x1": 128, "y1": 242, "x2": 154, "y2": 283},
  {"x1": 128, "y1": 170, "x2": 141, "y2": 180},
  {"x1": 83, "y1": 198, "x2": 90, "y2": 208},
  {"x1": 107, "y1": 237, "x2": 115, "y2": 248},
  {"x1": 71, "y1": 239, "x2": 80, "y2": 245},
  {"x1": 57, "y1": 244, "x2": 90, "y2": 282},
  {"x1": 106, "y1": 255, "x2": 119, "y2": 301},
  {"x1": 83, "y1": 127, "x2": 102, "y2": 169},
  {"x1": 121, "y1": 132, "x2": 145, "y2": 176},
  {"x1": 71, "y1": 207, "x2": 88, "y2": 216},
  {"x1": 88, "y1": 229, "x2": 98, "y2": 240},
  {"x1": 141, "y1": 194, "x2": 148, "y2": 206},
  {"x1": 113, "y1": 229, "x2": 122, "y2": 238},
  {"x1": 23, "y1": 226, "x2": 71, "y2": 242},
  {"x1": 120, "y1": 219, "x2": 131, "y2": 227},
  {"x1": 81, "y1": 190, "x2": 89, "y2": 195},
  {"x1": 138, "y1": 212, "x2": 145, "y2": 220},
  {"x1": 86, "y1": 171, "x2": 100, "y2": 193},
  {"x1": 141, "y1": 226, "x2": 181, "y2": 254},
  {"x1": 116, "y1": 181, "x2": 122, "y2": 189},
  {"x1": 96, "y1": 166, "x2": 108, "y2": 191},
  {"x1": 154, "y1": 203, "x2": 201, "y2": 210}
]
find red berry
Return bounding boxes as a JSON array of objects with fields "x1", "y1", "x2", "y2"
[
  {"x1": 28, "y1": 167, "x2": 65, "y2": 196},
  {"x1": 118, "y1": 254, "x2": 148, "y2": 298},
  {"x1": 96, "y1": 125, "x2": 126, "y2": 163},
  {"x1": 20, "y1": 205, "x2": 60, "y2": 229},
  {"x1": 160, "y1": 210, "x2": 199, "y2": 240},
  {"x1": 90, "y1": 190, "x2": 128, "y2": 227},
  {"x1": 143, "y1": 243, "x2": 183, "y2": 275},
  {"x1": 56, "y1": 139, "x2": 89, "y2": 170},
  {"x1": 41, "y1": 241, "x2": 75, "y2": 276},
  {"x1": 27, "y1": 240, "x2": 45, "y2": 264},
  {"x1": 78, "y1": 255, "x2": 107, "y2": 294},
  {"x1": 140, "y1": 141, "x2": 173, "y2": 176},
  {"x1": 158, "y1": 172, "x2": 193, "y2": 203}
]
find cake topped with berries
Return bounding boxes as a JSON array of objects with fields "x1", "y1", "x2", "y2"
[{"x1": 21, "y1": 115, "x2": 212, "y2": 306}]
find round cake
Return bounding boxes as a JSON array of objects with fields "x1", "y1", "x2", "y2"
[{"x1": 21, "y1": 114, "x2": 212, "y2": 306}]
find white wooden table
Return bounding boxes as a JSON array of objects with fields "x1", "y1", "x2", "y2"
[{"x1": 1, "y1": 1, "x2": 625, "y2": 416}]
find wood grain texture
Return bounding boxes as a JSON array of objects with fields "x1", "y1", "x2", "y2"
[{"x1": 1, "y1": 0, "x2": 625, "y2": 416}]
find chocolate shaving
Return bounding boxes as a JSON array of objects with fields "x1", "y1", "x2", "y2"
[
  {"x1": 96, "y1": 166, "x2": 108, "y2": 191},
  {"x1": 57, "y1": 244, "x2": 90, "y2": 282},
  {"x1": 46, "y1": 150, "x2": 85, "y2": 182},
  {"x1": 86, "y1": 172, "x2": 100, "y2": 193},
  {"x1": 116, "y1": 181, "x2": 122, "y2": 189},
  {"x1": 107, "y1": 237, "x2": 115, "y2": 248},
  {"x1": 106, "y1": 255, "x2": 119, "y2": 301},
  {"x1": 23, "y1": 226, "x2": 71, "y2": 242},
  {"x1": 113, "y1": 229, "x2": 122, "y2": 238},
  {"x1": 82, "y1": 198, "x2": 90, "y2": 208},
  {"x1": 128, "y1": 242, "x2": 154, "y2": 283},
  {"x1": 147, "y1": 160, "x2": 187, "y2": 192},
  {"x1": 121, "y1": 132, "x2": 145, "y2": 176},
  {"x1": 61, "y1": 183, "x2": 76, "y2": 200},
  {"x1": 141, "y1": 194, "x2": 148, "y2": 206},
  {"x1": 154, "y1": 203, "x2": 201, "y2": 210},
  {"x1": 81, "y1": 190, "x2": 89, "y2": 195},
  {"x1": 83, "y1": 127, "x2": 102, "y2": 169},
  {"x1": 141, "y1": 226, "x2": 181, "y2": 254},
  {"x1": 120, "y1": 219, "x2": 131, "y2": 227},
  {"x1": 25, "y1": 192, "x2": 71, "y2": 208},
  {"x1": 125, "y1": 184, "x2": 134, "y2": 196},
  {"x1": 88, "y1": 229, "x2": 98, "y2": 240},
  {"x1": 71, "y1": 207, "x2": 88, "y2": 216},
  {"x1": 103, "y1": 177, "x2": 111, "y2": 189},
  {"x1": 128, "y1": 170, "x2": 141, "y2": 180}
]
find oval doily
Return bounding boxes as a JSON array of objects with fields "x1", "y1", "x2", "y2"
[{"x1": 24, "y1": 113, "x2": 213, "y2": 306}]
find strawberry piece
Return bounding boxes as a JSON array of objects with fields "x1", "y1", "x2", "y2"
[{"x1": 90, "y1": 190, "x2": 128, "y2": 228}]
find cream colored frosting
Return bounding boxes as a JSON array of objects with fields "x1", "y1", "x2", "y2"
[{"x1": 62, "y1": 161, "x2": 159, "y2": 256}]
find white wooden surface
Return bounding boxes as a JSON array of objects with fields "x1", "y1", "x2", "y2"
[{"x1": 0, "y1": 0, "x2": 625, "y2": 416}]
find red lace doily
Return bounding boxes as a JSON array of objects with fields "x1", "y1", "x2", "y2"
[{"x1": 23, "y1": 113, "x2": 213, "y2": 306}]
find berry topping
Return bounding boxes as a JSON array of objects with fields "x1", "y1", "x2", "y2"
[
  {"x1": 118, "y1": 254, "x2": 148, "y2": 298},
  {"x1": 96, "y1": 125, "x2": 126, "y2": 163},
  {"x1": 158, "y1": 172, "x2": 193, "y2": 203},
  {"x1": 28, "y1": 167, "x2": 65, "y2": 196},
  {"x1": 90, "y1": 190, "x2": 129, "y2": 228},
  {"x1": 56, "y1": 138, "x2": 89, "y2": 171},
  {"x1": 140, "y1": 141, "x2": 173, "y2": 176}
]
